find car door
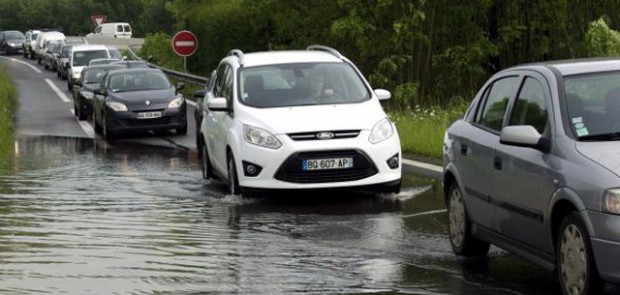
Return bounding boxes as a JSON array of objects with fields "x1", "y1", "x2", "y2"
[
  {"x1": 205, "y1": 63, "x2": 233, "y2": 175},
  {"x1": 454, "y1": 75, "x2": 520, "y2": 230},
  {"x1": 493, "y1": 73, "x2": 559, "y2": 252}
]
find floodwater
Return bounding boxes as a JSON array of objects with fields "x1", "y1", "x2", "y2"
[{"x1": 0, "y1": 136, "x2": 559, "y2": 295}]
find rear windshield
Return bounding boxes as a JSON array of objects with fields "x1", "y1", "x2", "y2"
[{"x1": 72, "y1": 50, "x2": 109, "y2": 66}]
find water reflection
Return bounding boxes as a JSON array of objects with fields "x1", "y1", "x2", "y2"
[{"x1": 0, "y1": 136, "x2": 558, "y2": 294}]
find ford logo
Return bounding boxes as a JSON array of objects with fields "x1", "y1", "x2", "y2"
[
  {"x1": 316, "y1": 132, "x2": 335, "y2": 140},
  {"x1": 145, "y1": 100, "x2": 151, "y2": 106}
]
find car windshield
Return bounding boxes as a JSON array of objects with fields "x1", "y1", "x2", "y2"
[
  {"x1": 238, "y1": 62, "x2": 369, "y2": 108},
  {"x1": 72, "y1": 50, "x2": 109, "y2": 66},
  {"x1": 564, "y1": 71, "x2": 620, "y2": 140},
  {"x1": 6, "y1": 31, "x2": 24, "y2": 39},
  {"x1": 109, "y1": 71, "x2": 171, "y2": 92}
]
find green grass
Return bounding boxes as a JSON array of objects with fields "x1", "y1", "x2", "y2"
[
  {"x1": 0, "y1": 65, "x2": 17, "y2": 172},
  {"x1": 391, "y1": 103, "x2": 467, "y2": 159}
]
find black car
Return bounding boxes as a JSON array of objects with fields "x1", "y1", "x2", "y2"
[
  {"x1": 0, "y1": 30, "x2": 25, "y2": 55},
  {"x1": 92, "y1": 68, "x2": 187, "y2": 139},
  {"x1": 73, "y1": 64, "x2": 127, "y2": 120}
]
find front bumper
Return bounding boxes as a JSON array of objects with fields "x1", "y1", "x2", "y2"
[
  {"x1": 234, "y1": 130, "x2": 402, "y2": 191},
  {"x1": 5, "y1": 44, "x2": 22, "y2": 54},
  {"x1": 587, "y1": 210, "x2": 620, "y2": 283},
  {"x1": 106, "y1": 105, "x2": 187, "y2": 134}
]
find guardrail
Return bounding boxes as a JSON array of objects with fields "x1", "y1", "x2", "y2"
[{"x1": 125, "y1": 47, "x2": 208, "y2": 87}]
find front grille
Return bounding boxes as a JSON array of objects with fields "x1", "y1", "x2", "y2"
[
  {"x1": 274, "y1": 150, "x2": 377, "y2": 184},
  {"x1": 288, "y1": 130, "x2": 360, "y2": 141}
]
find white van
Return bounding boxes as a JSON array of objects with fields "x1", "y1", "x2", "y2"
[
  {"x1": 87, "y1": 23, "x2": 132, "y2": 39},
  {"x1": 35, "y1": 31, "x2": 65, "y2": 64}
]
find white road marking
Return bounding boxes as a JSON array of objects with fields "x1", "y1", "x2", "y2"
[
  {"x1": 402, "y1": 158, "x2": 442, "y2": 173},
  {"x1": 402, "y1": 209, "x2": 447, "y2": 219},
  {"x1": 70, "y1": 109, "x2": 95, "y2": 139},
  {"x1": 45, "y1": 79, "x2": 70, "y2": 103},
  {"x1": 0, "y1": 56, "x2": 42, "y2": 73}
]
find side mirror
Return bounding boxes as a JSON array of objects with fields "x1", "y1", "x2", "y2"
[
  {"x1": 176, "y1": 82, "x2": 185, "y2": 91},
  {"x1": 500, "y1": 125, "x2": 548, "y2": 152},
  {"x1": 94, "y1": 88, "x2": 107, "y2": 96},
  {"x1": 375, "y1": 89, "x2": 391, "y2": 101},
  {"x1": 207, "y1": 97, "x2": 228, "y2": 112},
  {"x1": 75, "y1": 80, "x2": 83, "y2": 87}
]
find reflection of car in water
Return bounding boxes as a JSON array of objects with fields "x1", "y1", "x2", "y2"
[{"x1": 443, "y1": 58, "x2": 620, "y2": 295}]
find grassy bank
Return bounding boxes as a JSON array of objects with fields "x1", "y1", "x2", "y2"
[
  {"x1": 0, "y1": 65, "x2": 17, "y2": 172},
  {"x1": 392, "y1": 103, "x2": 467, "y2": 160}
]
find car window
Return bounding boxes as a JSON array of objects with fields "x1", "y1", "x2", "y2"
[
  {"x1": 476, "y1": 76, "x2": 519, "y2": 132},
  {"x1": 212, "y1": 64, "x2": 229, "y2": 98},
  {"x1": 72, "y1": 50, "x2": 110, "y2": 66},
  {"x1": 221, "y1": 66, "x2": 234, "y2": 109},
  {"x1": 508, "y1": 77, "x2": 548, "y2": 133},
  {"x1": 238, "y1": 62, "x2": 369, "y2": 108}
]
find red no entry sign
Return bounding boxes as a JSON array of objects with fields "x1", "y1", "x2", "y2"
[{"x1": 172, "y1": 30, "x2": 198, "y2": 57}]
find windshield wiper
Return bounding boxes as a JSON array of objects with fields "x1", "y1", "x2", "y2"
[{"x1": 579, "y1": 132, "x2": 620, "y2": 141}]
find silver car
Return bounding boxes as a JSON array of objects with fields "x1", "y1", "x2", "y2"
[{"x1": 443, "y1": 58, "x2": 620, "y2": 295}]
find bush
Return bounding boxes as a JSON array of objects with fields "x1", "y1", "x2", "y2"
[{"x1": 0, "y1": 65, "x2": 17, "y2": 173}]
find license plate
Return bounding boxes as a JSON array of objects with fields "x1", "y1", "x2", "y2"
[
  {"x1": 303, "y1": 157, "x2": 354, "y2": 171},
  {"x1": 137, "y1": 111, "x2": 162, "y2": 119}
]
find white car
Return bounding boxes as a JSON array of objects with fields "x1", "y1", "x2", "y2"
[
  {"x1": 67, "y1": 44, "x2": 112, "y2": 91},
  {"x1": 197, "y1": 45, "x2": 401, "y2": 195}
]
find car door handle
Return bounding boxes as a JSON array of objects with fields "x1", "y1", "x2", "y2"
[
  {"x1": 460, "y1": 144, "x2": 468, "y2": 156},
  {"x1": 494, "y1": 156, "x2": 502, "y2": 170}
]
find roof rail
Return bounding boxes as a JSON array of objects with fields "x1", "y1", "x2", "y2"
[
  {"x1": 306, "y1": 45, "x2": 344, "y2": 59},
  {"x1": 228, "y1": 49, "x2": 244, "y2": 67}
]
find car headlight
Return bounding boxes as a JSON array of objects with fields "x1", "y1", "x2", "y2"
[
  {"x1": 8, "y1": 42, "x2": 15, "y2": 46},
  {"x1": 369, "y1": 118, "x2": 394, "y2": 144},
  {"x1": 168, "y1": 95, "x2": 184, "y2": 108},
  {"x1": 243, "y1": 125, "x2": 281, "y2": 149},
  {"x1": 105, "y1": 101, "x2": 128, "y2": 112},
  {"x1": 603, "y1": 189, "x2": 620, "y2": 214},
  {"x1": 79, "y1": 91, "x2": 94, "y2": 100}
]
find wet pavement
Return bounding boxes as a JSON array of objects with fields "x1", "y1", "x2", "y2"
[{"x1": 0, "y1": 136, "x2": 561, "y2": 294}]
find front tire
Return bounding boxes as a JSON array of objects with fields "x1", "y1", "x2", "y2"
[
  {"x1": 448, "y1": 182, "x2": 490, "y2": 257},
  {"x1": 176, "y1": 124, "x2": 187, "y2": 135},
  {"x1": 200, "y1": 140, "x2": 213, "y2": 179},
  {"x1": 556, "y1": 212, "x2": 603, "y2": 295},
  {"x1": 227, "y1": 154, "x2": 240, "y2": 195}
]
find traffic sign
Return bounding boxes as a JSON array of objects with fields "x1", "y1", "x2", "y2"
[
  {"x1": 91, "y1": 15, "x2": 107, "y2": 26},
  {"x1": 172, "y1": 30, "x2": 198, "y2": 57}
]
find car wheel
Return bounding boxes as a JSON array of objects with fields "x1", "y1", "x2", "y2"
[
  {"x1": 56, "y1": 69, "x2": 60, "y2": 78},
  {"x1": 200, "y1": 140, "x2": 213, "y2": 180},
  {"x1": 38, "y1": 57, "x2": 41, "y2": 64},
  {"x1": 22, "y1": 48, "x2": 27, "y2": 58},
  {"x1": 448, "y1": 182, "x2": 490, "y2": 257},
  {"x1": 176, "y1": 124, "x2": 187, "y2": 135},
  {"x1": 67, "y1": 81, "x2": 72, "y2": 91},
  {"x1": 77, "y1": 106, "x2": 87, "y2": 121},
  {"x1": 227, "y1": 154, "x2": 240, "y2": 195},
  {"x1": 556, "y1": 212, "x2": 603, "y2": 295},
  {"x1": 29, "y1": 51, "x2": 34, "y2": 59}
]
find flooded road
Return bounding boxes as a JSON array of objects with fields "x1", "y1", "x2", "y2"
[{"x1": 0, "y1": 136, "x2": 559, "y2": 294}]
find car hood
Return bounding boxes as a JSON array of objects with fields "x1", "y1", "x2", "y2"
[
  {"x1": 576, "y1": 142, "x2": 620, "y2": 176},
  {"x1": 238, "y1": 100, "x2": 388, "y2": 134}
]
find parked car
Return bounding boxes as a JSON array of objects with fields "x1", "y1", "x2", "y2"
[
  {"x1": 92, "y1": 68, "x2": 187, "y2": 139},
  {"x1": 197, "y1": 45, "x2": 401, "y2": 195},
  {"x1": 443, "y1": 58, "x2": 620, "y2": 295},
  {"x1": 67, "y1": 45, "x2": 111, "y2": 91},
  {"x1": 23, "y1": 29, "x2": 40, "y2": 59},
  {"x1": 87, "y1": 22, "x2": 132, "y2": 39},
  {"x1": 35, "y1": 31, "x2": 65, "y2": 64},
  {"x1": 42, "y1": 40, "x2": 63, "y2": 71},
  {"x1": 72, "y1": 64, "x2": 126, "y2": 120},
  {"x1": 0, "y1": 30, "x2": 25, "y2": 55}
]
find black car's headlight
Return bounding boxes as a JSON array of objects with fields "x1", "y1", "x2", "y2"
[
  {"x1": 168, "y1": 95, "x2": 184, "y2": 109},
  {"x1": 106, "y1": 101, "x2": 128, "y2": 112}
]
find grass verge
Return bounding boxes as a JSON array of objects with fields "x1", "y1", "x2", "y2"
[
  {"x1": 0, "y1": 65, "x2": 17, "y2": 172},
  {"x1": 391, "y1": 103, "x2": 467, "y2": 160}
]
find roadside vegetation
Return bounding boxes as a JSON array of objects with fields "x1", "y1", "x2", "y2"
[
  {"x1": 2, "y1": 1, "x2": 620, "y2": 159},
  {"x1": 0, "y1": 65, "x2": 17, "y2": 172}
]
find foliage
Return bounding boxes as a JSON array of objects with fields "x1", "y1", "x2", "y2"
[
  {"x1": 586, "y1": 18, "x2": 620, "y2": 57},
  {"x1": 0, "y1": 65, "x2": 17, "y2": 173}
]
